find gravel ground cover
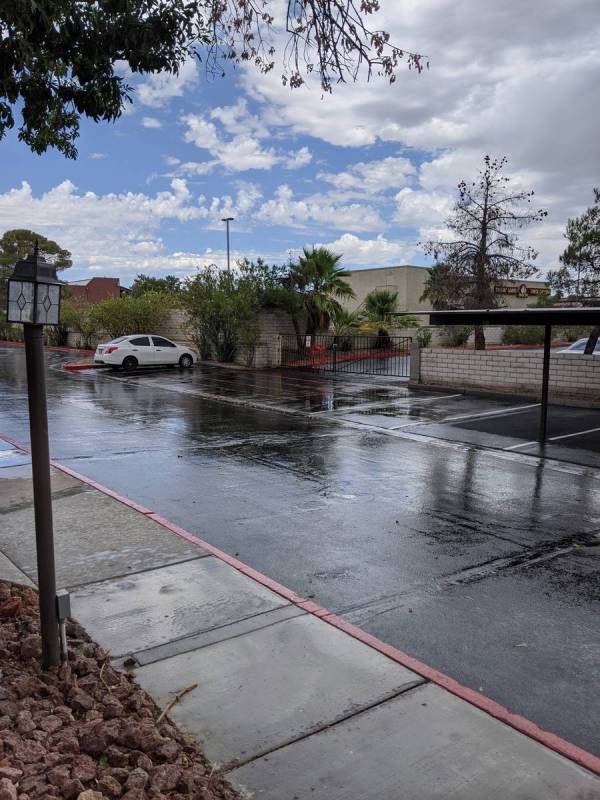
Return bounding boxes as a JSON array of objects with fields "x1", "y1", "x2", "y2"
[{"x1": 0, "y1": 580, "x2": 240, "y2": 800}]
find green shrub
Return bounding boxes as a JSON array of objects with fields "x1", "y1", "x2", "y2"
[
  {"x1": 88, "y1": 292, "x2": 173, "y2": 340},
  {"x1": 555, "y1": 325, "x2": 594, "y2": 343},
  {"x1": 0, "y1": 311, "x2": 24, "y2": 342},
  {"x1": 502, "y1": 325, "x2": 545, "y2": 345},
  {"x1": 182, "y1": 267, "x2": 262, "y2": 363},
  {"x1": 444, "y1": 325, "x2": 472, "y2": 347}
]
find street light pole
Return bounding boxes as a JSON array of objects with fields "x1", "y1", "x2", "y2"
[
  {"x1": 24, "y1": 323, "x2": 60, "y2": 668},
  {"x1": 6, "y1": 244, "x2": 63, "y2": 669},
  {"x1": 221, "y1": 216, "x2": 234, "y2": 271}
]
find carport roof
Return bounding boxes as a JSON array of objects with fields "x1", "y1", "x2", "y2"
[{"x1": 418, "y1": 307, "x2": 600, "y2": 326}]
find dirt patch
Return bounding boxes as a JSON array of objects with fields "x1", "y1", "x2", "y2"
[{"x1": 0, "y1": 580, "x2": 241, "y2": 800}]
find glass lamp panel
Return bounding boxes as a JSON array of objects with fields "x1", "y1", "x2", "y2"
[
  {"x1": 34, "y1": 282, "x2": 61, "y2": 325},
  {"x1": 7, "y1": 280, "x2": 34, "y2": 323}
]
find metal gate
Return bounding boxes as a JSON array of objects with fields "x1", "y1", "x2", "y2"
[{"x1": 280, "y1": 334, "x2": 411, "y2": 377}]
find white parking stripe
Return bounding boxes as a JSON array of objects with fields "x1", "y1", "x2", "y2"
[
  {"x1": 505, "y1": 424, "x2": 600, "y2": 450},
  {"x1": 397, "y1": 402, "x2": 541, "y2": 430}
]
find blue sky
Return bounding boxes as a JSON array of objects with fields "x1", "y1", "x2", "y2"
[{"x1": 1, "y1": 0, "x2": 598, "y2": 285}]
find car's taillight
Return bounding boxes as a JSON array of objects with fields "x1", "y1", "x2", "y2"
[{"x1": 106, "y1": 346, "x2": 119, "y2": 354}]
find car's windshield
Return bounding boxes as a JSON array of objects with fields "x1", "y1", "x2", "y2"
[
  {"x1": 108, "y1": 337, "x2": 127, "y2": 344},
  {"x1": 569, "y1": 340, "x2": 587, "y2": 351}
]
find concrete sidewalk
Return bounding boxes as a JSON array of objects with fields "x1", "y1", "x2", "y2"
[{"x1": 1, "y1": 439, "x2": 599, "y2": 798}]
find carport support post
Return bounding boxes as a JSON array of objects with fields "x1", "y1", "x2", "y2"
[
  {"x1": 539, "y1": 323, "x2": 552, "y2": 444},
  {"x1": 23, "y1": 324, "x2": 61, "y2": 668}
]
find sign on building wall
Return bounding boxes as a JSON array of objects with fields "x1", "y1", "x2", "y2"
[{"x1": 495, "y1": 284, "x2": 547, "y2": 298}]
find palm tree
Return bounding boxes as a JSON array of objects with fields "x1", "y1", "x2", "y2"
[
  {"x1": 360, "y1": 288, "x2": 419, "y2": 348},
  {"x1": 290, "y1": 247, "x2": 355, "y2": 335}
]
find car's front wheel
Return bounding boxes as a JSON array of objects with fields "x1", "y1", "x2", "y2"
[
  {"x1": 122, "y1": 356, "x2": 138, "y2": 372},
  {"x1": 179, "y1": 354, "x2": 193, "y2": 368}
]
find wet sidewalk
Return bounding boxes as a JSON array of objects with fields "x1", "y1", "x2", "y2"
[{"x1": 1, "y1": 439, "x2": 600, "y2": 798}]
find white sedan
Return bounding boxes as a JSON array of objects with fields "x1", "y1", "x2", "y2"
[
  {"x1": 94, "y1": 335, "x2": 197, "y2": 370},
  {"x1": 557, "y1": 338, "x2": 600, "y2": 355}
]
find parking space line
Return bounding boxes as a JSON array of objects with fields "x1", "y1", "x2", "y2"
[
  {"x1": 392, "y1": 402, "x2": 541, "y2": 430},
  {"x1": 506, "y1": 424, "x2": 600, "y2": 451}
]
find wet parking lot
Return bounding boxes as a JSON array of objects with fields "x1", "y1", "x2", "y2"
[{"x1": 1, "y1": 345, "x2": 599, "y2": 754}]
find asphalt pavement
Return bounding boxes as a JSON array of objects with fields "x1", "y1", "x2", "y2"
[{"x1": 0, "y1": 345, "x2": 599, "y2": 756}]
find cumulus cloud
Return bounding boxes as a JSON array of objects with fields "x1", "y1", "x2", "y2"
[
  {"x1": 141, "y1": 117, "x2": 162, "y2": 129},
  {"x1": 317, "y1": 233, "x2": 418, "y2": 266},
  {"x1": 137, "y1": 58, "x2": 199, "y2": 108},
  {"x1": 182, "y1": 114, "x2": 281, "y2": 171},
  {"x1": 286, "y1": 146, "x2": 312, "y2": 170},
  {"x1": 241, "y1": 0, "x2": 600, "y2": 265},
  {"x1": 0, "y1": 180, "x2": 210, "y2": 274},
  {"x1": 319, "y1": 156, "x2": 416, "y2": 195},
  {"x1": 254, "y1": 185, "x2": 384, "y2": 232}
]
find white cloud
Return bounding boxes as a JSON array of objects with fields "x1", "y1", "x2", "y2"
[
  {"x1": 254, "y1": 184, "x2": 384, "y2": 232},
  {"x1": 137, "y1": 58, "x2": 198, "y2": 108},
  {"x1": 182, "y1": 114, "x2": 281, "y2": 171},
  {"x1": 394, "y1": 187, "x2": 454, "y2": 228},
  {"x1": 317, "y1": 233, "x2": 418, "y2": 266},
  {"x1": 0, "y1": 180, "x2": 210, "y2": 274},
  {"x1": 319, "y1": 156, "x2": 416, "y2": 195},
  {"x1": 89, "y1": 152, "x2": 106, "y2": 160},
  {"x1": 286, "y1": 146, "x2": 312, "y2": 170},
  {"x1": 141, "y1": 116, "x2": 162, "y2": 129},
  {"x1": 240, "y1": 0, "x2": 600, "y2": 265}
]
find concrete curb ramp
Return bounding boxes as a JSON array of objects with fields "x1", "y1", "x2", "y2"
[{"x1": 1, "y1": 438, "x2": 600, "y2": 799}]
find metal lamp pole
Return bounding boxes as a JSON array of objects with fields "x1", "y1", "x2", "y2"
[
  {"x1": 221, "y1": 216, "x2": 234, "y2": 271},
  {"x1": 7, "y1": 245, "x2": 62, "y2": 668}
]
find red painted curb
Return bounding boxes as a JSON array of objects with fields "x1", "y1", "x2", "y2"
[
  {"x1": 61, "y1": 363, "x2": 97, "y2": 371},
  {"x1": 2, "y1": 430, "x2": 599, "y2": 778}
]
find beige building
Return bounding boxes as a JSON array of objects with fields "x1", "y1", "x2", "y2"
[{"x1": 342, "y1": 265, "x2": 548, "y2": 314}]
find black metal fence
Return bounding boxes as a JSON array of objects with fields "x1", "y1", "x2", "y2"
[{"x1": 280, "y1": 334, "x2": 412, "y2": 377}]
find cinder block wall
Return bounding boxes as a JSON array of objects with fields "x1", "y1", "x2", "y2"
[{"x1": 418, "y1": 349, "x2": 600, "y2": 405}]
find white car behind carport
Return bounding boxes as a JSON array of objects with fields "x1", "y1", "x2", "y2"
[
  {"x1": 557, "y1": 338, "x2": 600, "y2": 355},
  {"x1": 94, "y1": 335, "x2": 197, "y2": 371}
]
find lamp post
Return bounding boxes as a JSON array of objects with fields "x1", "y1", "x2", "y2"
[
  {"x1": 6, "y1": 244, "x2": 62, "y2": 668},
  {"x1": 221, "y1": 216, "x2": 234, "y2": 271}
]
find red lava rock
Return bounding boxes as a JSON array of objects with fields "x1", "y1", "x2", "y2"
[
  {"x1": 150, "y1": 764, "x2": 182, "y2": 792},
  {"x1": 0, "y1": 778, "x2": 17, "y2": 800},
  {"x1": 62, "y1": 778, "x2": 85, "y2": 799},
  {"x1": 0, "y1": 703, "x2": 18, "y2": 721},
  {"x1": 117, "y1": 721, "x2": 163, "y2": 753},
  {"x1": 133, "y1": 752, "x2": 153, "y2": 772},
  {"x1": 79, "y1": 719, "x2": 118, "y2": 757},
  {"x1": 47, "y1": 764, "x2": 71, "y2": 789},
  {"x1": 105, "y1": 745, "x2": 129, "y2": 768},
  {"x1": 71, "y1": 753, "x2": 97, "y2": 783},
  {"x1": 40, "y1": 714, "x2": 63, "y2": 733},
  {"x1": 120, "y1": 790, "x2": 148, "y2": 800},
  {"x1": 56, "y1": 734, "x2": 80, "y2": 754},
  {"x1": 69, "y1": 688, "x2": 95, "y2": 713},
  {"x1": 13, "y1": 677, "x2": 43, "y2": 700},
  {"x1": 97, "y1": 774, "x2": 122, "y2": 798},
  {"x1": 153, "y1": 740, "x2": 179, "y2": 763},
  {"x1": 19, "y1": 636, "x2": 41, "y2": 661},
  {"x1": 0, "y1": 768, "x2": 21, "y2": 782},
  {"x1": 0, "y1": 599, "x2": 22, "y2": 619},
  {"x1": 105, "y1": 767, "x2": 130, "y2": 785},
  {"x1": 102, "y1": 697, "x2": 123, "y2": 720},
  {"x1": 125, "y1": 768, "x2": 149, "y2": 790},
  {"x1": 12, "y1": 739, "x2": 45, "y2": 764},
  {"x1": 15, "y1": 712, "x2": 35, "y2": 735}
]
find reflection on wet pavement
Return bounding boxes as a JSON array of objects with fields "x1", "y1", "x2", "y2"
[{"x1": 1, "y1": 347, "x2": 599, "y2": 754}]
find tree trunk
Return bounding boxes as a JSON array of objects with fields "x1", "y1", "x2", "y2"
[
  {"x1": 474, "y1": 325, "x2": 486, "y2": 351},
  {"x1": 291, "y1": 315, "x2": 304, "y2": 353},
  {"x1": 584, "y1": 326, "x2": 600, "y2": 355}
]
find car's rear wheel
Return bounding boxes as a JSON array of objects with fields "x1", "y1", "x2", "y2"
[
  {"x1": 122, "y1": 356, "x2": 138, "y2": 372},
  {"x1": 179, "y1": 354, "x2": 193, "y2": 368}
]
